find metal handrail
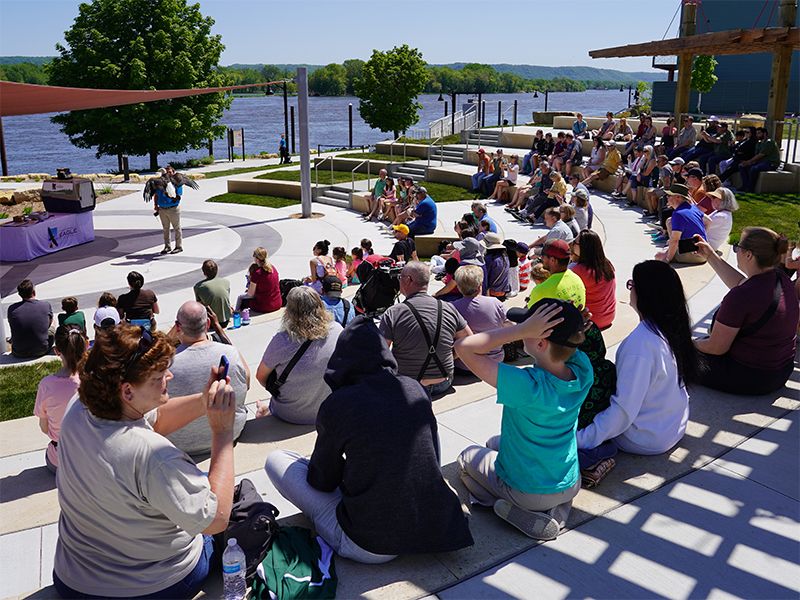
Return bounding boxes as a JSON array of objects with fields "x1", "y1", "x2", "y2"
[
  {"x1": 313, "y1": 155, "x2": 335, "y2": 189},
  {"x1": 427, "y1": 136, "x2": 443, "y2": 170},
  {"x1": 351, "y1": 159, "x2": 371, "y2": 193},
  {"x1": 499, "y1": 104, "x2": 517, "y2": 134}
]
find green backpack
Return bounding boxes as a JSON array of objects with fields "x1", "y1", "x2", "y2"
[{"x1": 252, "y1": 526, "x2": 337, "y2": 599}]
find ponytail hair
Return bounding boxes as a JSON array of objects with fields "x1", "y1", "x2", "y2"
[
  {"x1": 55, "y1": 324, "x2": 87, "y2": 374},
  {"x1": 741, "y1": 227, "x2": 789, "y2": 268},
  {"x1": 126, "y1": 271, "x2": 144, "y2": 291}
]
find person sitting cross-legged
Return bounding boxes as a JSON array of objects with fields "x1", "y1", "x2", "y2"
[
  {"x1": 165, "y1": 301, "x2": 250, "y2": 456},
  {"x1": 577, "y1": 260, "x2": 698, "y2": 458},
  {"x1": 455, "y1": 299, "x2": 593, "y2": 540},
  {"x1": 256, "y1": 286, "x2": 342, "y2": 424},
  {"x1": 8, "y1": 279, "x2": 53, "y2": 359},
  {"x1": 379, "y1": 262, "x2": 473, "y2": 397},
  {"x1": 265, "y1": 316, "x2": 473, "y2": 564},
  {"x1": 693, "y1": 227, "x2": 799, "y2": 395}
]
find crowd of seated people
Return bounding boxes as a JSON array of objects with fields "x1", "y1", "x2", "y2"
[{"x1": 4, "y1": 108, "x2": 798, "y2": 598}]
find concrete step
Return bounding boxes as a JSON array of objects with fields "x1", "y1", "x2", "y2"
[
  {"x1": 323, "y1": 189, "x2": 351, "y2": 201},
  {"x1": 394, "y1": 165, "x2": 427, "y2": 176},
  {"x1": 316, "y1": 195, "x2": 350, "y2": 209}
]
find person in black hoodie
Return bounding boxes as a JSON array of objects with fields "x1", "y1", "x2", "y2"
[{"x1": 264, "y1": 316, "x2": 473, "y2": 563}]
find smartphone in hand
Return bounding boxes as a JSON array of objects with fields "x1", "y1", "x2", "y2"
[
  {"x1": 217, "y1": 355, "x2": 230, "y2": 381},
  {"x1": 678, "y1": 238, "x2": 699, "y2": 254}
]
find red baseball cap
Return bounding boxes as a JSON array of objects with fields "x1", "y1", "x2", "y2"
[{"x1": 542, "y1": 239, "x2": 570, "y2": 259}]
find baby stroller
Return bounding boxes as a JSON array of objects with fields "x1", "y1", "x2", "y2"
[{"x1": 353, "y1": 257, "x2": 401, "y2": 317}]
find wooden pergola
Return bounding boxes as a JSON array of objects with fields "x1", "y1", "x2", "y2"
[{"x1": 589, "y1": 0, "x2": 799, "y2": 140}]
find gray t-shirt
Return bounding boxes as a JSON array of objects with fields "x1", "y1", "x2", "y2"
[
  {"x1": 379, "y1": 292, "x2": 467, "y2": 381},
  {"x1": 54, "y1": 399, "x2": 217, "y2": 597},
  {"x1": 546, "y1": 219, "x2": 575, "y2": 243},
  {"x1": 261, "y1": 322, "x2": 342, "y2": 424},
  {"x1": 166, "y1": 341, "x2": 249, "y2": 454}
]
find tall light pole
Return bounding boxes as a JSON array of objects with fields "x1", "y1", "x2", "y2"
[{"x1": 297, "y1": 68, "x2": 312, "y2": 218}]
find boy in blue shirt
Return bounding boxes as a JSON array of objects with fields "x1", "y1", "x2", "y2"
[{"x1": 455, "y1": 299, "x2": 593, "y2": 540}]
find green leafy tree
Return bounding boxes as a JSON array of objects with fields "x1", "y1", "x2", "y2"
[
  {"x1": 690, "y1": 55, "x2": 718, "y2": 114},
  {"x1": 308, "y1": 63, "x2": 347, "y2": 96},
  {"x1": 355, "y1": 45, "x2": 427, "y2": 138},
  {"x1": 47, "y1": 0, "x2": 231, "y2": 170},
  {"x1": 342, "y1": 59, "x2": 364, "y2": 95},
  {"x1": 460, "y1": 63, "x2": 498, "y2": 93},
  {"x1": 0, "y1": 62, "x2": 50, "y2": 84}
]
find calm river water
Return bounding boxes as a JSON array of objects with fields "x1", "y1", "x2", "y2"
[{"x1": 3, "y1": 90, "x2": 628, "y2": 175}]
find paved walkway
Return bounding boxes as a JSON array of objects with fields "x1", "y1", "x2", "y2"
[{"x1": 1, "y1": 164, "x2": 797, "y2": 599}]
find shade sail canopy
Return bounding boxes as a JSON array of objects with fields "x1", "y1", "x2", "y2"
[
  {"x1": 589, "y1": 26, "x2": 800, "y2": 58},
  {"x1": 0, "y1": 80, "x2": 281, "y2": 117}
]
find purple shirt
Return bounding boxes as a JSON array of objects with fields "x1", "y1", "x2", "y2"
[{"x1": 451, "y1": 295, "x2": 507, "y2": 367}]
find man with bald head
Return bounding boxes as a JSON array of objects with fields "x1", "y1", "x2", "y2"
[
  {"x1": 379, "y1": 262, "x2": 472, "y2": 397},
  {"x1": 165, "y1": 301, "x2": 250, "y2": 456}
]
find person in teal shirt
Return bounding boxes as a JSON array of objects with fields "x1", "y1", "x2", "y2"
[{"x1": 455, "y1": 299, "x2": 593, "y2": 541}]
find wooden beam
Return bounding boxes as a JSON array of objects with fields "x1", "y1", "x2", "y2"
[
  {"x1": 589, "y1": 27, "x2": 800, "y2": 58},
  {"x1": 766, "y1": 0, "x2": 798, "y2": 141}
]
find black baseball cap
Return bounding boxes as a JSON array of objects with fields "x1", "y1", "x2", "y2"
[
  {"x1": 506, "y1": 298, "x2": 585, "y2": 347},
  {"x1": 321, "y1": 275, "x2": 342, "y2": 298}
]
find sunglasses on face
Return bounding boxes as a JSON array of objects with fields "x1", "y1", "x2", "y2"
[
  {"x1": 626, "y1": 279, "x2": 635, "y2": 290},
  {"x1": 732, "y1": 243, "x2": 749, "y2": 254},
  {"x1": 123, "y1": 326, "x2": 154, "y2": 380}
]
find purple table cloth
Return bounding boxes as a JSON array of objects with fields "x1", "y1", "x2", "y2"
[{"x1": 0, "y1": 212, "x2": 94, "y2": 262}]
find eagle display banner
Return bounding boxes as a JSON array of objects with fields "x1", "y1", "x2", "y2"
[{"x1": 0, "y1": 211, "x2": 95, "y2": 262}]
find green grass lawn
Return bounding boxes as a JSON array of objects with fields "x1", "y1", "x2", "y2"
[
  {"x1": 256, "y1": 170, "x2": 372, "y2": 185},
  {"x1": 336, "y1": 152, "x2": 417, "y2": 162},
  {"x1": 731, "y1": 193, "x2": 800, "y2": 243},
  {"x1": 397, "y1": 134, "x2": 461, "y2": 145},
  {"x1": 0, "y1": 360, "x2": 61, "y2": 422},
  {"x1": 207, "y1": 192, "x2": 299, "y2": 208},
  {"x1": 203, "y1": 163, "x2": 296, "y2": 179}
]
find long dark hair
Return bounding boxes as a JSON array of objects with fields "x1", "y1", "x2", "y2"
[
  {"x1": 54, "y1": 325, "x2": 87, "y2": 374},
  {"x1": 632, "y1": 260, "x2": 699, "y2": 384},
  {"x1": 575, "y1": 230, "x2": 615, "y2": 283}
]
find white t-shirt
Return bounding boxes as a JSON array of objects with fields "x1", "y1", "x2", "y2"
[
  {"x1": 506, "y1": 163, "x2": 519, "y2": 184},
  {"x1": 705, "y1": 210, "x2": 733, "y2": 251},
  {"x1": 577, "y1": 321, "x2": 689, "y2": 455},
  {"x1": 55, "y1": 399, "x2": 218, "y2": 597}
]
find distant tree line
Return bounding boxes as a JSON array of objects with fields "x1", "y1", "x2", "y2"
[{"x1": 1, "y1": 59, "x2": 640, "y2": 96}]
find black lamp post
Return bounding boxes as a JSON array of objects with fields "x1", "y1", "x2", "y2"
[
  {"x1": 533, "y1": 89, "x2": 549, "y2": 112},
  {"x1": 621, "y1": 84, "x2": 633, "y2": 108}
]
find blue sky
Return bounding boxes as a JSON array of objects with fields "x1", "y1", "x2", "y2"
[{"x1": 0, "y1": 0, "x2": 681, "y2": 71}]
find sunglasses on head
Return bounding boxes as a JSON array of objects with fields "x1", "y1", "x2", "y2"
[{"x1": 123, "y1": 326, "x2": 154, "y2": 380}]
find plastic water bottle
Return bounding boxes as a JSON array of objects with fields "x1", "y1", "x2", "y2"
[
  {"x1": 232, "y1": 311, "x2": 241, "y2": 328},
  {"x1": 222, "y1": 538, "x2": 247, "y2": 600},
  {"x1": 241, "y1": 308, "x2": 250, "y2": 325}
]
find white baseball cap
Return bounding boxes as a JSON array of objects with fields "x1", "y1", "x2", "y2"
[{"x1": 94, "y1": 306, "x2": 121, "y2": 328}]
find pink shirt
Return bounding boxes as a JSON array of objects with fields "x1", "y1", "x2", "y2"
[
  {"x1": 570, "y1": 264, "x2": 616, "y2": 329},
  {"x1": 335, "y1": 260, "x2": 348, "y2": 285},
  {"x1": 34, "y1": 373, "x2": 80, "y2": 467}
]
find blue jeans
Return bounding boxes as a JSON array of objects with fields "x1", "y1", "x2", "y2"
[
  {"x1": 53, "y1": 535, "x2": 215, "y2": 599},
  {"x1": 739, "y1": 159, "x2": 774, "y2": 192},
  {"x1": 471, "y1": 172, "x2": 487, "y2": 191},
  {"x1": 424, "y1": 378, "x2": 453, "y2": 398},
  {"x1": 521, "y1": 153, "x2": 534, "y2": 175}
]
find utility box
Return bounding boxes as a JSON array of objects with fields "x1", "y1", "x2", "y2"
[{"x1": 41, "y1": 177, "x2": 96, "y2": 213}]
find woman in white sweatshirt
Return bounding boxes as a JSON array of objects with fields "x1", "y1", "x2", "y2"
[{"x1": 577, "y1": 260, "x2": 700, "y2": 455}]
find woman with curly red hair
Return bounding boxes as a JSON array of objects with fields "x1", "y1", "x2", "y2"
[{"x1": 52, "y1": 324, "x2": 237, "y2": 599}]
